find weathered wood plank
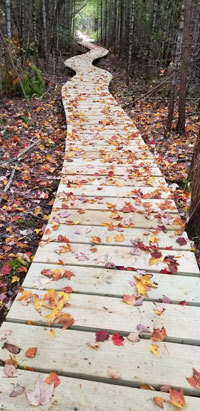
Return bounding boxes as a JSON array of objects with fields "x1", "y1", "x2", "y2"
[
  {"x1": 33, "y1": 242, "x2": 199, "y2": 274},
  {"x1": 60, "y1": 175, "x2": 168, "y2": 188},
  {"x1": 1, "y1": 322, "x2": 200, "y2": 394},
  {"x1": 57, "y1": 183, "x2": 171, "y2": 199},
  {"x1": 2, "y1": 368, "x2": 198, "y2": 411},
  {"x1": 64, "y1": 149, "x2": 154, "y2": 160},
  {"x1": 7, "y1": 289, "x2": 200, "y2": 343},
  {"x1": 49, "y1": 208, "x2": 182, "y2": 230},
  {"x1": 61, "y1": 163, "x2": 163, "y2": 177},
  {"x1": 42, "y1": 224, "x2": 191, "y2": 250},
  {"x1": 53, "y1": 194, "x2": 178, "y2": 213},
  {"x1": 23, "y1": 261, "x2": 200, "y2": 301}
]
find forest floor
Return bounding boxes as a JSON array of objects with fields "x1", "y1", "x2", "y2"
[
  {"x1": 97, "y1": 54, "x2": 200, "y2": 261},
  {"x1": 0, "y1": 44, "x2": 199, "y2": 325}
]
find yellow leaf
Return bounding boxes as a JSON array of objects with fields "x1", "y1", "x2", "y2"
[
  {"x1": 149, "y1": 344, "x2": 159, "y2": 357},
  {"x1": 106, "y1": 236, "x2": 112, "y2": 243},
  {"x1": 148, "y1": 234, "x2": 159, "y2": 244},
  {"x1": 114, "y1": 233, "x2": 125, "y2": 242},
  {"x1": 48, "y1": 329, "x2": 55, "y2": 339},
  {"x1": 34, "y1": 207, "x2": 42, "y2": 216},
  {"x1": 11, "y1": 275, "x2": 20, "y2": 283},
  {"x1": 149, "y1": 256, "x2": 162, "y2": 266},
  {"x1": 34, "y1": 228, "x2": 42, "y2": 235},
  {"x1": 33, "y1": 294, "x2": 43, "y2": 311}
]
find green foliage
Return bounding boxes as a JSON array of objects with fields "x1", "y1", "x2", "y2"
[
  {"x1": 75, "y1": 0, "x2": 97, "y2": 38},
  {"x1": 2, "y1": 62, "x2": 45, "y2": 97}
]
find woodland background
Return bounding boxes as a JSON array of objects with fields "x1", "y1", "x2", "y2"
[{"x1": 0, "y1": 0, "x2": 200, "y2": 321}]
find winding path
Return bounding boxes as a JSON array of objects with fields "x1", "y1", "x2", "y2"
[{"x1": 0, "y1": 41, "x2": 200, "y2": 410}]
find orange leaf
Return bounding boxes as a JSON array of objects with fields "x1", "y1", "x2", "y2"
[
  {"x1": 151, "y1": 327, "x2": 167, "y2": 342},
  {"x1": 25, "y1": 347, "x2": 37, "y2": 358},
  {"x1": 122, "y1": 294, "x2": 136, "y2": 305},
  {"x1": 169, "y1": 388, "x2": 186, "y2": 408},
  {"x1": 153, "y1": 397, "x2": 165, "y2": 408},
  {"x1": 186, "y1": 368, "x2": 200, "y2": 389},
  {"x1": 45, "y1": 372, "x2": 60, "y2": 388},
  {"x1": 91, "y1": 236, "x2": 102, "y2": 244}
]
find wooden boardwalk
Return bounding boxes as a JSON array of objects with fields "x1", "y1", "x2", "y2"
[{"x1": 0, "y1": 41, "x2": 200, "y2": 410}]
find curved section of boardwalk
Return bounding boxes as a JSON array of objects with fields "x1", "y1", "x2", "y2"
[{"x1": 0, "y1": 41, "x2": 200, "y2": 410}]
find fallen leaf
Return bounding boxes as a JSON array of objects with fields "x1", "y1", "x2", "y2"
[
  {"x1": 149, "y1": 344, "x2": 159, "y2": 357},
  {"x1": 25, "y1": 347, "x2": 37, "y2": 358},
  {"x1": 122, "y1": 294, "x2": 136, "y2": 305},
  {"x1": 169, "y1": 388, "x2": 186, "y2": 408},
  {"x1": 135, "y1": 274, "x2": 157, "y2": 296},
  {"x1": 151, "y1": 327, "x2": 167, "y2": 342},
  {"x1": 154, "y1": 302, "x2": 165, "y2": 315},
  {"x1": 176, "y1": 237, "x2": 187, "y2": 246},
  {"x1": 140, "y1": 384, "x2": 155, "y2": 390},
  {"x1": 153, "y1": 396, "x2": 165, "y2": 408},
  {"x1": 91, "y1": 236, "x2": 102, "y2": 244},
  {"x1": 48, "y1": 329, "x2": 55, "y2": 339},
  {"x1": 9, "y1": 383, "x2": 24, "y2": 397},
  {"x1": 26, "y1": 375, "x2": 54, "y2": 406},
  {"x1": 107, "y1": 366, "x2": 121, "y2": 380},
  {"x1": 186, "y1": 368, "x2": 200, "y2": 389},
  {"x1": 112, "y1": 331, "x2": 124, "y2": 346},
  {"x1": 137, "y1": 324, "x2": 152, "y2": 335},
  {"x1": 2, "y1": 342, "x2": 21, "y2": 354},
  {"x1": 96, "y1": 330, "x2": 110, "y2": 342},
  {"x1": 3, "y1": 363, "x2": 17, "y2": 377},
  {"x1": 1, "y1": 264, "x2": 12, "y2": 275},
  {"x1": 127, "y1": 331, "x2": 140, "y2": 343},
  {"x1": 45, "y1": 372, "x2": 60, "y2": 388},
  {"x1": 114, "y1": 233, "x2": 125, "y2": 242}
]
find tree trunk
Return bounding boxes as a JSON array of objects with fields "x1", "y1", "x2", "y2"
[
  {"x1": 187, "y1": 131, "x2": 200, "y2": 234},
  {"x1": 127, "y1": 0, "x2": 135, "y2": 79},
  {"x1": 0, "y1": 40, "x2": 3, "y2": 94},
  {"x1": 21, "y1": 0, "x2": 25, "y2": 41},
  {"x1": 41, "y1": 0, "x2": 48, "y2": 63},
  {"x1": 32, "y1": 0, "x2": 39, "y2": 63},
  {"x1": 5, "y1": 0, "x2": 12, "y2": 39},
  {"x1": 165, "y1": 2, "x2": 184, "y2": 136},
  {"x1": 176, "y1": 0, "x2": 192, "y2": 134}
]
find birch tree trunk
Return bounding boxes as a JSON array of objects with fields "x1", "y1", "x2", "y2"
[
  {"x1": 165, "y1": 2, "x2": 184, "y2": 136},
  {"x1": 127, "y1": 0, "x2": 135, "y2": 78},
  {"x1": 6, "y1": 0, "x2": 12, "y2": 39},
  {"x1": 32, "y1": 0, "x2": 39, "y2": 62},
  {"x1": 176, "y1": 0, "x2": 192, "y2": 134},
  {"x1": 41, "y1": 0, "x2": 48, "y2": 63},
  {"x1": 21, "y1": 0, "x2": 25, "y2": 41}
]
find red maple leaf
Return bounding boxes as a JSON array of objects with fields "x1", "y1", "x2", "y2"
[
  {"x1": 112, "y1": 331, "x2": 124, "y2": 346},
  {"x1": 1, "y1": 264, "x2": 12, "y2": 275},
  {"x1": 96, "y1": 330, "x2": 110, "y2": 342},
  {"x1": 186, "y1": 368, "x2": 200, "y2": 389},
  {"x1": 64, "y1": 270, "x2": 75, "y2": 280}
]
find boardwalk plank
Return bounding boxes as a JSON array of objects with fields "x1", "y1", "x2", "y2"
[
  {"x1": 7, "y1": 289, "x2": 200, "y2": 343},
  {"x1": 49, "y1": 208, "x2": 183, "y2": 230},
  {"x1": 1, "y1": 322, "x2": 200, "y2": 395},
  {"x1": 42, "y1": 224, "x2": 191, "y2": 250},
  {"x1": 23, "y1": 262, "x2": 200, "y2": 302},
  {"x1": 33, "y1": 242, "x2": 199, "y2": 274},
  {"x1": 2, "y1": 369, "x2": 199, "y2": 411}
]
